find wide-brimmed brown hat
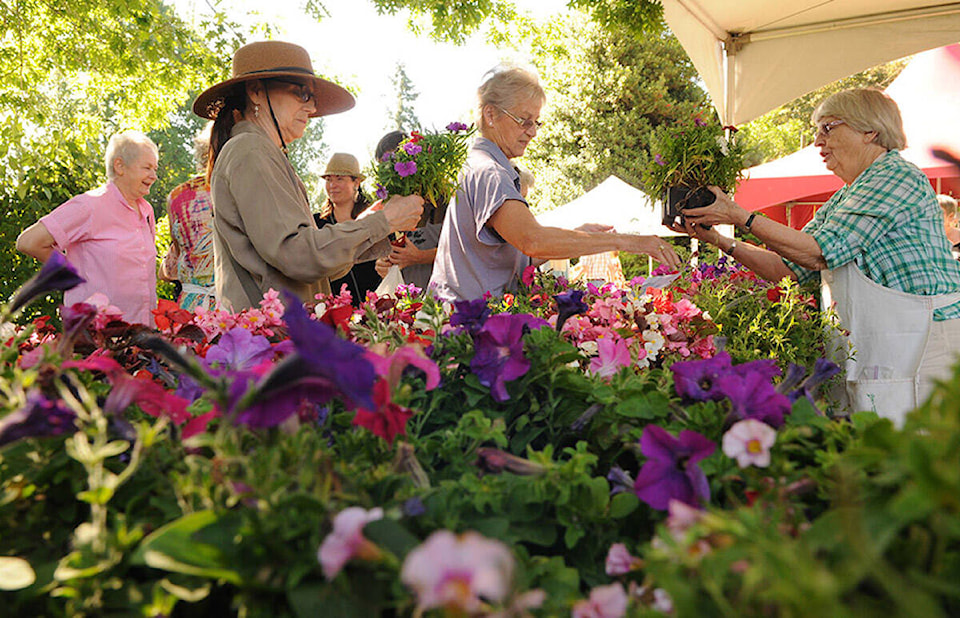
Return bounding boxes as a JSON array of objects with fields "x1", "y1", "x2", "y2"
[
  {"x1": 193, "y1": 40, "x2": 355, "y2": 120},
  {"x1": 321, "y1": 153, "x2": 365, "y2": 180}
]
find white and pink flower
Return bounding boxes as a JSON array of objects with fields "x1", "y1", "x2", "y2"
[
  {"x1": 401, "y1": 530, "x2": 514, "y2": 613},
  {"x1": 317, "y1": 506, "x2": 384, "y2": 579},
  {"x1": 722, "y1": 419, "x2": 777, "y2": 468},
  {"x1": 571, "y1": 582, "x2": 629, "y2": 618}
]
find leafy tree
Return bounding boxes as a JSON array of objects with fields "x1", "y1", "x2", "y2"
[
  {"x1": 0, "y1": 0, "x2": 243, "y2": 321},
  {"x1": 387, "y1": 62, "x2": 420, "y2": 133},
  {"x1": 520, "y1": 14, "x2": 706, "y2": 210},
  {"x1": 740, "y1": 60, "x2": 908, "y2": 165}
]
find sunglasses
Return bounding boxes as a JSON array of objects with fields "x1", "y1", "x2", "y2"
[
  {"x1": 269, "y1": 78, "x2": 315, "y2": 104},
  {"x1": 499, "y1": 107, "x2": 544, "y2": 131}
]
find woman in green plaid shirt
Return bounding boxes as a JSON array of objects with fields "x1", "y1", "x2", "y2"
[{"x1": 677, "y1": 88, "x2": 960, "y2": 424}]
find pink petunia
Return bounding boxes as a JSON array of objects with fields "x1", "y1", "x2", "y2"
[
  {"x1": 589, "y1": 336, "x2": 632, "y2": 379},
  {"x1": 318, "y1": 506, "x2": 384, "y2": 579},
  {"x1": 401, "y1": 530, "x2": 514, "y2": 613},
  {"x1": 571, "y1": 582, "x2": 629, "y2": 618},
  {"x1": 722, "y1": 419, "x2": 777, "y2": 468}
]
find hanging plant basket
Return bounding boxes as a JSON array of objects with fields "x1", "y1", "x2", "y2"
[{"x1": 661, "y1": 185, "x2": 716, "y2": 227}]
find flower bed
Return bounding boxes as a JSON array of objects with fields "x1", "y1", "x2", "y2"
[{"x1": 2, "y1": 258, "x2": 960, "y2": 617}]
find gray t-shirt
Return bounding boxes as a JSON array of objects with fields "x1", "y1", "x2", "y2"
[
  {"x1": 429, "y1": 138, "x2": 531, "y2": 301},
  {"x1": 402, "y1": 221, "x2": 443, "y2": 291}
]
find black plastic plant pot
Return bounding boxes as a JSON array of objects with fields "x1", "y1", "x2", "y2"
[{"x1": 661, "y1": 185, "x2": 717, "y2": 227}]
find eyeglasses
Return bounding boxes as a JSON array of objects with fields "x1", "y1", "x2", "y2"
[
  {"x1": 814, "y1": 119, "x2": 846, "y2": 139},
  {"x1": 269, "y1": 78, "x2": 315, "y2": 104},
  {"x1": 499, "y1": 107, "x2": 543, "y2": 131}
]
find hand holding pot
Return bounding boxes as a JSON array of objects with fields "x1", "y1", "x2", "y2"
[{"x1": 679, "y1": 186, "x2": 749, "y2": 228}]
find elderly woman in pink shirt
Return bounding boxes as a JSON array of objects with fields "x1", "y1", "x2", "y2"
[{"x1": 16, "y1": 130, "x2": 160, "y2": 325}]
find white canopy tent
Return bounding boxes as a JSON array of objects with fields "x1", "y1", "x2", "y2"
[
  {"x1": 661, "y1": 0, "x2": 960, "y2": 125},
  {"x1": 535, "y1": 175, "x2": 684, "y2": 236}
]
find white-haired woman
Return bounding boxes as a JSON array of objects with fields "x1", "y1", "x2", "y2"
[
  {"x1": 193, "y1": 40, "x2": 422, "y2": 311},
  {"x1": 429, "y1": 65, "x2": 679, "y2": 302},
  {"x1": 677, "y1": 88, "x2": 960, "y2": 424},
  {"x1": 16, "y1": 130, "x2": 160, "y2": 325}
]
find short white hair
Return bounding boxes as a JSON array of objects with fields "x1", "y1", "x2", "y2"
[{"x1": 105, "y1": 130, "x2": 158, "y2": 180}]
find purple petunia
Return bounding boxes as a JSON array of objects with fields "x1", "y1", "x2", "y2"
[
  {"x1": 446, "y1": 122, "x2": 469, "y2": 132},
  {"x1": 380, "y1": 151, "x2": 393, "y2": 162},
  {"x1": 0, "y1": 391, "x2": 77, "y2": 447},
  {"x1": 450, "y1": 298, "x2": 492, "y2": 335},
  {"x1": 654, "y1": 153, "x2": 665, "y2": 166},
  {"x1": 395, "y1": 161, "x2": 418, "y2": 177},
  {"x1": 282, "y1": 291, "x2": 377, "y2": 410},
  {"x1": 403, "y1": 142, "x2": 422, "y2": 156},
  {"x1": 716, "y1": 370, "x2": 791, "y2": 428},
  {"x1": 11, "y1": 251, "x2": 85, "y2": 312},
  {"x1": 670, "y1": 352, "x2": 734, "y2": 401},
  {"x1": 206, "y1": 327, "x2": 274, "y2": 371},
  {"x1": 694, "y1": 117, "x2": 708, "y2": 127},
  {"x1": 633, "y1": 425, "x2": 715, "y2": 510},
  {"x1": 470, "y1": 313, "x2": 548, "y2": 402},
  {"x1": 554, "y1": 289, "x2": 588, "y2": 331},
  {"x1": 375, "y1": 184, "x2": 389, "y2": 200}
]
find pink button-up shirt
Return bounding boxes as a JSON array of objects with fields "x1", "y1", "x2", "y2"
[{"x1": 41, "y1": 181, "x2": 157, "y2": 325}]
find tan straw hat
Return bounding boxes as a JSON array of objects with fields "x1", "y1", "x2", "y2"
[
  {"x1": 193, "y1": 40, "x2": 355, "y2": 120},
  {"x1": 321, "y1": 153, "x2": 365, "y2": 180}
]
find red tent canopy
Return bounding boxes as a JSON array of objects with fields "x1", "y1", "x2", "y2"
[{"x1": 734, "y1": 44, "x2": 960, "y2": 228}]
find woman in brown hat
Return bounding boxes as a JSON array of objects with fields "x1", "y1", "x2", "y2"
[
  {"x1": 194, "y1": 40, "x2": 423, "y2": 311},
  {"x1": 313, "y1": 153, "x2": 380, "y2": 304}
]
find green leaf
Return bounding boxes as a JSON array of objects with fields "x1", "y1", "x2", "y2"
[
  {"x1": 614, "y1": 392, "x2": 670, "y2": 419},
  {"x1": 609, "y1": 492, "x2": 639, "y2": 518},
  {"x1": 362, "y1": 519, "x2": 421, "y2": 561},
  {"x1": 77, "y1": 486, "x2": 114, "y2": 505},
  {"x1": 130, "y1": 510, "x2": 244, "y2": 584}
]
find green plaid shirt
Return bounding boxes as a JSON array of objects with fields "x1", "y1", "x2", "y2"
[{"x1": 787, "y1": 150, "x2": 960, "y2": 321}]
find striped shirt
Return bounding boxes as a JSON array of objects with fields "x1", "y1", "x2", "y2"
[{"x1": 788, "y1": 150, "x2": 960, "y2": 321}]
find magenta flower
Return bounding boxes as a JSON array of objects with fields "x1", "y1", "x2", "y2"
[
  {"x1": 11, "y1": 251, "x2": 85, "y2": 312},
  {"x1": 446, "y1": 121, "x2": 469, "y2": 132},
  {"x1": 394, "y1": 160, "x2": 417, "y2": 177},
  {"x1": 375, "y1": 183, "x2": 388, "y2": 200},
  {"x1": 380, "y1": 151, "x2": 393, "y2": 162},
  {"x1": 589, "y1": 336, "x2": 632, "y2": 379},
  {"x1": 722, "y1": 419, "x2": 777, "y2": 468},
  {"x1": 633, "y1": 424, "x2": 715, "y2": 510},
  {"x1": 401, "y1": 530, "x2": 514, "y2": 613},
  {"x1": 694, "y1": 116, "x2": 708, "y2": 127},
  {"x1": 0, "y1": 392, "x2": 76, "y2": 447},
  {"x1": 571, "y1": 582, "x2": 629, "y2": 618},
  {"x1": 470, "y1": 313, "x2": 547, "y2": 402},
  {"x1": 402, "y1": 142, "x2": 422, "y2": 156},
  {"x1": 654, "y1": 153, "x2": 665, "y2": 166},
  {"x1": 318, "y1": 506, "x2": 384, "y2": 579}
]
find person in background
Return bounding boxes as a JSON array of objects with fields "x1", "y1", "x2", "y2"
[
  {"x1": 192, "y1": 40, "x2": 422, "y2": 311},
  {"x1": 676, "y1": 88, "x2": 960, "y2": 423},
  {"x1": 16, "y1": 130, "x2": 160, "y2": 325},
  {"x1": 375, "y1": 130, "x2": 447, "y2": 291},
  {"x1": 575, "y1": 250, "x2": 626, "y2": 288},
  {"x1": 313, "y1": 153, "x2": 380, "y2": 304},
  {"x1": 429, "y1": 64, "x2": 679, "y2": 302},
  {"x1": 937, "y1": 194, "x2": 960, "y2": 258},
  {"x1": 159, "y1": 123, "x2": 216, "y2": 310}
]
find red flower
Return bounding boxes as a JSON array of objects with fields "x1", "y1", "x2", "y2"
[
  {"x1": 352, "y1": 379, "x2": 413, "y2": 445},
  {"x1": 319, "y1": 304, "x2": 354, "y2": 333},
  {"x1": 409, "y1": 130, "x2": 424, "y2": 143},
  {"x1": 153, "y1": 299, "x2": 194, "y2": 334},
  {"x1": 766, "y1": 288, "x2": 783, "y2": 303}
]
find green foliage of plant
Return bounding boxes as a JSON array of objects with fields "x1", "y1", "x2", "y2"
[
  {"x1": 372, "y1": 125, "x2": 475, "y2": 206},
  {"x1": 640, "y1": 111, "x2": 747, "y2": 200}
]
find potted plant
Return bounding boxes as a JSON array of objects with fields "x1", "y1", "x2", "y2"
[{"x1": 641, "y1": 111, "x2": 746, "y2": 227}]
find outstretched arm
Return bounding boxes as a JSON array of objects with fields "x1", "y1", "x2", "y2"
[{"x1": 488, "y1": 200, "x2": 681, "y2": 269}]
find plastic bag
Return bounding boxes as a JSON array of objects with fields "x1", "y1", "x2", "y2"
[{"x1": 375, "y1": 264, "x2": 405, "y2": 297}]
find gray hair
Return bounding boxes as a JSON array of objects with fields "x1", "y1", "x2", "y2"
[
  {"x1": 812, "y1": 89, "x2": 906, "y2": 151},
  {"x1": 477, "y1": 64, "x2": 546, "y2": 131},
  {"x1": 938, "y1": 194, "x2": 958, "y2": 218},
  {"x1": 105, "y1": 130, "x2": 158, "y2": 180}
]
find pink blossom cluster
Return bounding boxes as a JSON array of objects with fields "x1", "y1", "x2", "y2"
[
  {"x1": 559, "y1": 286, "x2": 715, "y2": 378},
  {"x1": 193, "y1": 289, "x2": 285, "y2": 339}
]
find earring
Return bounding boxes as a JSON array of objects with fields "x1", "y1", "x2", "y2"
[{"x1": 254, "y1": 103, "x2": 260, "y2": 118}]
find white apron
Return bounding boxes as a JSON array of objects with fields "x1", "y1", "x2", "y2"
[{"x1": 822, "y1": 263, "x2": 960, "y2": 426}]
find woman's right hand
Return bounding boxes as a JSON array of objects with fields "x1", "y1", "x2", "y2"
[
  {"x1": 680, "y1": 186, "x2": 748, "y2": 228},
  {"x1": 381, "y1": 194, "x2": 425, "y2": 233},
  {"x1": 375, "y1": 257, "x2": 392, "y2": 278}
]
